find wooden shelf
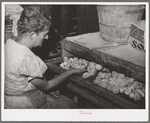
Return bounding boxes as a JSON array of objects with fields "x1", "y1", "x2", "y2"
[
  {"x1": 45, "y1": 58, "x2": 145, "y2": 109},
  {"x1": 45, "y1": 32, "x2": 145, "y2": 109},
  {"x1": 61, "y1": 32, "x2": 145, "y2": 83}
]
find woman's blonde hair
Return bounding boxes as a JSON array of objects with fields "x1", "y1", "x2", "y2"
[{"x1": 17, "y1": 6, "x2": 50, "y2": 38}]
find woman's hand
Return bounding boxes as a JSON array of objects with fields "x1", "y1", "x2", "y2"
[{"x1": 69, "y1": 68, "x2": 87, "y2": 76}]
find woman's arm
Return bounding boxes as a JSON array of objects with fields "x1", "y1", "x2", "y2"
[{"x1": 30, "y1": 69, "x2": 84, "y2": 94}]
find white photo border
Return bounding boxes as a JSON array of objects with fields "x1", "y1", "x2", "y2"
[{"x1": 1, "y1": 2, "x2": 149, "y2": 122}]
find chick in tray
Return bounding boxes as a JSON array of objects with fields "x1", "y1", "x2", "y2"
[
  {"x1": 82, "y1": 62, "x2": 103, "y2": 78},
  {"x1": 60, "y1": 57, "x2": 104, "y2": 79},
  {"x1": 92, "y1": 64, "x2": 145, "y2": 101},
  {"x1": 60, "y1": 57, "x2": 88, "y2": 71}
]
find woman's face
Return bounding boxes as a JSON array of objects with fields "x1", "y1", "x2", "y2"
[{"x1": 33, "y1": 30, "x2": 49, "y2": 47}]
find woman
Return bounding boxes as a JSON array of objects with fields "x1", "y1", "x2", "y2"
[{"x1": 5, "y1": 6, "x2": 84, "y2": 109}]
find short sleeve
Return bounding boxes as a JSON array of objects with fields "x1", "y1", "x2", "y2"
[{"x1": 18, "y1": 54, "x2": 47, "y2": 79}]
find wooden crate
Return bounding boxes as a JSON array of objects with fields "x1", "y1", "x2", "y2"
[
  {"x1": 61, "y1": 37, "x2": 145, "y2": 83},
  {"x1": 45, "y1": 58, "x2": 145, "y2": 109},
  {"x1": 45, "y1": 33, "x2": 145, "y2": 109}
]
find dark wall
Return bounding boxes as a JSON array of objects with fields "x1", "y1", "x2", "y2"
[{"x1": 77, "y1": 5, "x2": 99, "y2": 35}]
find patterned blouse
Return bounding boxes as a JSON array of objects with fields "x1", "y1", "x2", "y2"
[{"x1": 5, "y1": 39, "x2": 48, "y2": 108}]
